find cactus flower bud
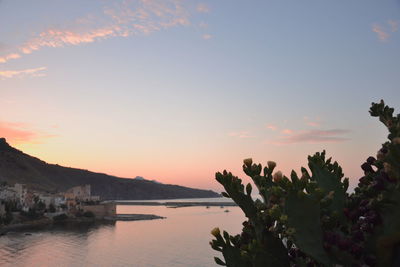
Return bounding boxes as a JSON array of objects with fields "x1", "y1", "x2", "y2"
[
  {"x1": 300, "y1": 172, "x2": 309, "y2": 181},
  {"x1": 267, "y1": 161, "x2": 276, "y2": 170},
  {"x1": 273, "y1": 171, "x2": 283, "y2": 182},
  {"x1": 211, "y1": 227, "x2": 220, "y2": 237},
  {"x1": 286, "y1": 228, "x2": 296, "y2": 236},
  {"x1": 393, "y1": 137, "x2": 400, "y2": 145},
  {"x1": 279, "y1": 214, "x2": 288, "y2": 222},
  {"x1": 376, "y1": 151, "x2": 385, "y2": 161},
  {"x1": 243, "y1": 158, "x2": 253, "y2": 167},
  {"x1": 383, "y1": 162, "x2": 392, "y2": 174}
]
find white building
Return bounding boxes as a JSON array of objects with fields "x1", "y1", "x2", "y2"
[
  {"x1": 65, "y1": 184, "x2": 99, "y2": 202},
  {"x1": 0, "y1": 186, "x2": 17, "y2": 201}
]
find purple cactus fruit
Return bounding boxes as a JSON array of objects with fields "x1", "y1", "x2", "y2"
[
  {"x1": 350, "y1": 244, "x2": 363, "y2": 259},
  {"x1": 372, "y1": 179, "x2": 384, "y2": 191},
  {"x1": 366, "y1": 156, "x2": 376, "y2": 165},
  {"x1": 338, "y1": 238, "x2": 351, "y2": 250},
  {"x1": 352, "y1": 230, "x2": 364, "y2": 242},
  {"x1": 361, "y1": 163, "x2": 374, "y2": 173},
  {"x1": 364, "y1": 255, "x2": 376, "y2": 266},
  {"x1": 360, "y1": 199, "x2": 369, "y2": 207}
]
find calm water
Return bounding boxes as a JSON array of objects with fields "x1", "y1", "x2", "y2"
[{"x1": 0, "y1": 198, "x2": 244, "y2": 267}]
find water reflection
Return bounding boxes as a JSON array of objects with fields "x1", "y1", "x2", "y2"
[{"x1": 0, "y1": 204, "x2": 244, "y2": 267}]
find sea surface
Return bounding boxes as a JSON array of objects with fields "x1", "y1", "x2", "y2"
[{"x1": 0, "y1": 198, "x2": 244, "y2": 267}]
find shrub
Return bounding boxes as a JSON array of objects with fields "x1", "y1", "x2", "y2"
[
  {"x1": 210, "y1": 100, "x2": 400, "y2": 266},
  {"x1": 3, "y1": 211, "x2": 13, "y2": 225},
  {"x1": 83, "y1": 211, "x2": 95, "y2": 218},
  {"x1": 20, "y1": 208, "x2": 42, "y2": 220},
  {"x1": 53, "y1": 213, "x2": 68, "y2": 222},
  {"x1": 48, "y1": 204, "x2": 56, "y2": 213}
]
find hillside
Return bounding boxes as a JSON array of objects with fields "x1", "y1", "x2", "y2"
[{"x1": 0, "y1": 138, "x2": 220, "y2": 200}]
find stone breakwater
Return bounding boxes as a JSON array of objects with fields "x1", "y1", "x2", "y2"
[
  {"x1": 115, "y1": 201, "x2": 237, "y2": 208},
  {"x1": 104, "y1": 214, "x2": 165, "y2": 221}
]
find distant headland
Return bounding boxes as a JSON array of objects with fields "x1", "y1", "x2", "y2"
[{"x1": 0, "y1": 138, "x2": 220, "y2": 200}]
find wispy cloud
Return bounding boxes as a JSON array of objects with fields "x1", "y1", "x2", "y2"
[
  {"x1": 0, "y1": 67, "x2": 47, "y2": 79},
  {"x1": 303, "y1": 116, "x2": 321, "y2": 127},
  {"x1": 228, "y1": 131, "x2": 254, "y2": 139},
  {"x1": 199, "y1": 22, "x2": 208, "y2": 28},
  {"x1": 0, "y1": 121, "x2": 55, "y2": 144},
  {"x1": 196, "y1": 3, "x2": 210, "y2": 13},
  {"x1": 388, "y1": 20, "x2": 399, "y2": 32},
  {"x1": 0, "y1": 0, "x2": 191, "y2": 64},
  {"x1": 372, "y1": 24, "x2": 390, "y2": 41},
  {"x1": 266, "y1": 124, "x2": 278, "y2": 131},
  {"x1": 0, "y1": 53, "x2": 21, "y2": 63},
  {"x1": 268, "y1": 129, "x2": 350, "y2": 145},
  {"x1": 281, "y1": 129, "x2": 294, "y2": 135},
  {"x1": 202, "y1": 34, "x2": 212, "y2": 40},
  {"x1": 372, "y1": 20, "x2": 399, "y2": 42}
]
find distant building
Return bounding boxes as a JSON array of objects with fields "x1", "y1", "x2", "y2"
[
  {"x1": 64, "y1": 184, "x2": 100, "y2": 210},
  {"x1": 54, "y1": 195, "x2": 66, "y2": 209},
  {"x1": 0, "y1": 187, "x2": 17, "y2": 201},
  {"x1": 65, "y1": 185, "x2": 99, "y2": 201},
  {"x1": 14, "y1": 184, "x2": 28, "y2": 201},
  {"x1": 22, "y1": 191, "x2": 36, "y2": 211},
  {"x1": 0, "y1": 202, "x2": 6, "y2": 216},
  {"x1": 81, "y1": 202, "x2": 116, "y2": 218},
  {"x1": 38, "y1": 194, "x2": 54, "y2": 208}
]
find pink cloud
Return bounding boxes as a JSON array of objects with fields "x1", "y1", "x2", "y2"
[
  {"x1": 303, "y1": 116, "x2": 321, "y2": 127},
  {"x1": 0, "y1": 121, "x2": 55, "y2": 144},
  {"x1": 197, "y1": 3, "x2": 210, "y2": 13},
  {"x1": 268, "y1": 129, "x2": 350, "y2": 145},
  {"x1": 0, "y1": 53, "x2": 21, "y2": 63},
  {"x1": 0, "y1": 0, "x2": 191, "y2": 64},
  {"x1": 306, "y1": 121, "x2": 320, "y2": 127},
  {"x1": 0, "y1": 67, "x2": 47, "y2": 79},
  {"x1": 228, "y1": 131, "x2": 254, "y2": 139},
  {"x1": 266, "y1": 124, "x2": 278, "y2": 131},
  {"x1": 202, "y1": 34, "x2": 212, "y2": 40},
  {"x1": 281, "y1": 129, "x2": 294, "y2": 135},
  {"x1": 372, "y1": 23, "x2": 390, "y2": 42}
]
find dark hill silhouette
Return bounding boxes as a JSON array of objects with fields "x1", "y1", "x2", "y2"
[{"x1": 0, "y1": 138, "x2": 220, "y2": 200}]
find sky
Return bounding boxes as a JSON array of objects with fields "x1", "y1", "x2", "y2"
[{"x1": 1, "y1": 0, "x2": 399, "y2": 192}]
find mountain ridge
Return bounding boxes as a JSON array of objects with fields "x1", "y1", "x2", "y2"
[{"x1": 0, "y1": 138, "x2": 220, "y2": 200}]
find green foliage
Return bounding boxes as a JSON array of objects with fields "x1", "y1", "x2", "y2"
[
  {"x1": 48, "y1": 204, "x2": 56, "y2": 213},
  {"x1": 83, "y1": 211, "x2": 95, "y2": 218},
  {"x1": 1, "y1": 210, "x2": 14, "y2": 225},
  {"x1": 211, "y1": 100, "x2": 400, "y2": 266},
  {"x1": 53, "y1": 213, "x2": 68, "y2": 222}
]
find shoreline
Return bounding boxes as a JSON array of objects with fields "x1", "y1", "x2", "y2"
[{"x1": 0, "y1": 213, "x2": 165, "y2": 235}]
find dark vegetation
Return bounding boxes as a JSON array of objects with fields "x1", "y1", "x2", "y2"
[
  {"x1": 0, "y1": 139, "x2": 219, "y2": 200},
  {"x1": 53, "y1": 213, "x2": 68, "y2": 222},
  {"x1": 211, "y1": 100, "x2": 400, "y2": 266}
]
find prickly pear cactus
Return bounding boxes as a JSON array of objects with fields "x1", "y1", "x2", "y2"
[{"x1": 210, "y1": 100, "x2": 400, "y2": 266}]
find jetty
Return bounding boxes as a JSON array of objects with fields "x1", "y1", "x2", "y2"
[
  {"x1": 105, "y1": 214, "x2": 165, "y2": 221},
  {"x1": 114, "y1": 201, "x2": 237, "y2": 208}
]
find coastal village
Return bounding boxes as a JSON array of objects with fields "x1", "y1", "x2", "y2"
[{"x1": 0, "y1": 183, "x2": 116, "y2": 228}]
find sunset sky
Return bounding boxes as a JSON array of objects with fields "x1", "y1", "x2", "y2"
[{"x1": 1, "y1": 0, "x2": 399, "y2": 192}]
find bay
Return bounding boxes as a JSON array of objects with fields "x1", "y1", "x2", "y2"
[{"x1": 0, "y1": 198, "x2": 244, "y2": 267}]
